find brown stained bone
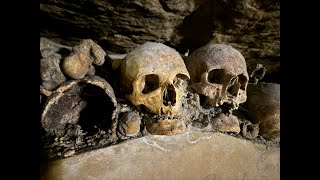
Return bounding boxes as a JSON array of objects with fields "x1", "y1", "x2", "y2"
[
  {"x1": 117, "y1": 111, "x2": 142, "y2": 139},
  {"x1": 119, "y1": 42, "x2": 190, "y2": 136},
  {"x1": 41, "y1": 75, "x2": 117, "y2": 135},
  {"x1": 146, "y1": 119, "x2": 186, "y2": 136},
  {"x1": 241, "y1": 120, "x2": 259, "y2": 139},
  {"x1": 62, "y1": 52, "x2": 93, "y2": 79},
  {"x1": 212, "y1": 113, "x2": 240, "y2": 134},
  {"x1": 62, "y1": 39, "x2": 107, "y2": 79},
  {"x1": 247, "y1": 82, "x2": 280, "y2": 142},
  {"x1": 119, "y1": 42, "x2": 190, "y2": 116}
]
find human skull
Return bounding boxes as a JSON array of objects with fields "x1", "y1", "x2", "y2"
[
  {"x1": 119, "y1": 42, "x2": 190, "y2": 116},
  {"x1": 247, "y1": 82, "x2": 280, "y2": 143},
  {"x1": 185, "y1": 42, "x2": 249, "y2": 110}
]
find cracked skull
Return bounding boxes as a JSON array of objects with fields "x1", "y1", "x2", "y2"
[
  {"x1": 119, "y1": 42, "x2": 190, "y2": 116},
  {"x1": 185, "y1": 42, "x2": 249, "y2": 110}
]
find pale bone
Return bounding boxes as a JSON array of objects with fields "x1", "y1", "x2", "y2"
[
  {"x1": 246, "y1": 82, "x2": 280, "y2": 143},
  {"x1": 119, "y1": 42, "x2": 190, "y2": 116},
  {"x1": 185, "y1": 42, "x2": 249, "y2": 111}
]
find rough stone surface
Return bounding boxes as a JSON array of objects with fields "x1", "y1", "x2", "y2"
[
  {"x1": 40, "y1": 131, "x2": 280, "y2": 180},
  {"x1": 40, "y1": 0, "x2": 280, "y2": 81}
]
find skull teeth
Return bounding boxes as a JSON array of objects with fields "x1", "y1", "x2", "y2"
[{"x1": 157, "y1": 115, "x2": 179, "y2": 120}]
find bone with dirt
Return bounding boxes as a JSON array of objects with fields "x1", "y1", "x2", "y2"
[
  {"x1": 184, "y1": 41, "x2": 249, "y2": 111},
  {"x1": 118, "y1": 42, "x2": 190, "y2": 135},
  {"x1": 246, "y1": 82, "x2": 280, "y2": 142}
]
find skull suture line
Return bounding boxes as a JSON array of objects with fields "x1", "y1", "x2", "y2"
[
  {"x1": 185, "y1": 42, "x2": 249, "y2": 111},
  {"x1": 119, "y1": 42, "x2": 190, "y2": 116}
]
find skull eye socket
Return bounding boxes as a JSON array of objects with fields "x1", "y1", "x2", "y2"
[
  {"x1": 173, "y1": 73, "x2": 189, "y2": 85},
  {"x1": 208, "y1": 69, "x2": 224, "y2": 84},
  {"x1": 238, "y1": 74, "x2": 247, "y2": 90},
  {"x1": 142, "y1": 74, "x2": 159, "y2": 94}
]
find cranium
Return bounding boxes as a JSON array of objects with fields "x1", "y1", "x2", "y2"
[
  {"x1": 185, "y1": 42, "x2": 249, "y2": 111},
  {"x1": 119, "y1": 42, "x2": 190, "y2": 116},
  {"x1": 247, "y1": 82, "x2": 280, "y2": 143},
  {"x1": 119, "y1": 42, "x2": 190, "y2": 136}
]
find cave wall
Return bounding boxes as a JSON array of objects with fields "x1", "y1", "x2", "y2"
[{"x1": 40, "y1": 0, "x2": 279, "y2": 82}]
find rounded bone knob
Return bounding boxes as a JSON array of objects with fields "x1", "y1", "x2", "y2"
[
  {"x1": 117, "y1": 111, "x2": 141, "y2": 137},
  {"x1": 62, "y1": 52, "x2": 92, "y2": 79}
]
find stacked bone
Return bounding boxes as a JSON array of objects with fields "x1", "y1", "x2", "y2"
[{"x1": 40, "y1": 39, "x2": 280, "y2": 159}]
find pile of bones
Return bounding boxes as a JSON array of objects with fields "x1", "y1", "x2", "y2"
[{"x1": 40, "y1": 38, "x2": 280, "y2": 160}]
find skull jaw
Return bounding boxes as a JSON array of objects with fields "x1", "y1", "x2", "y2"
[
  {"x1": 192, "y1": 83, "x2": 247, "y2": 111},
  {"x1": 146, "y1": 119, "x2": 187, "y2": 136},
  {"x1": 128, "y1": 92, "x2": 187, "y2": 136},
  {"x1": 207, "y1": 97, "x2": 240, "y2": 112},
  {"x1": 127, "y1": 78, "x2": 188, "y2": 135},
  {"x1": 219, "y1": 91, "x2": 247, "y2": 111}
]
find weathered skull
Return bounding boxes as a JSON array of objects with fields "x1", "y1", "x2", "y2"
[
  {"x1": 247, "y1": 82, "x2": 280, "y2": 143},
  {"x1": 119, "y1": 42, "x2": 190, "y2": 116},
  {"x1": 185, "y1": 42, "x2": 249, "y2": 110}
]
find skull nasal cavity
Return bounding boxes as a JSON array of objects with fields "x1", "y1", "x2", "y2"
[
  {"x1": 227, "y1": 77, "x2": 238, "y2": 96},
  {"x1": 163, "y1": 84, "x2": 176, "y2": 106},
  {"x1": 238, "y1": 74, "x2": 247, "y2": 90},
  {"x1": 142, "y1": 74, "x2": 159, "y2": 94},
  {"x1": 208, "y1": 69, "x2": 224, "y2": 84}
]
